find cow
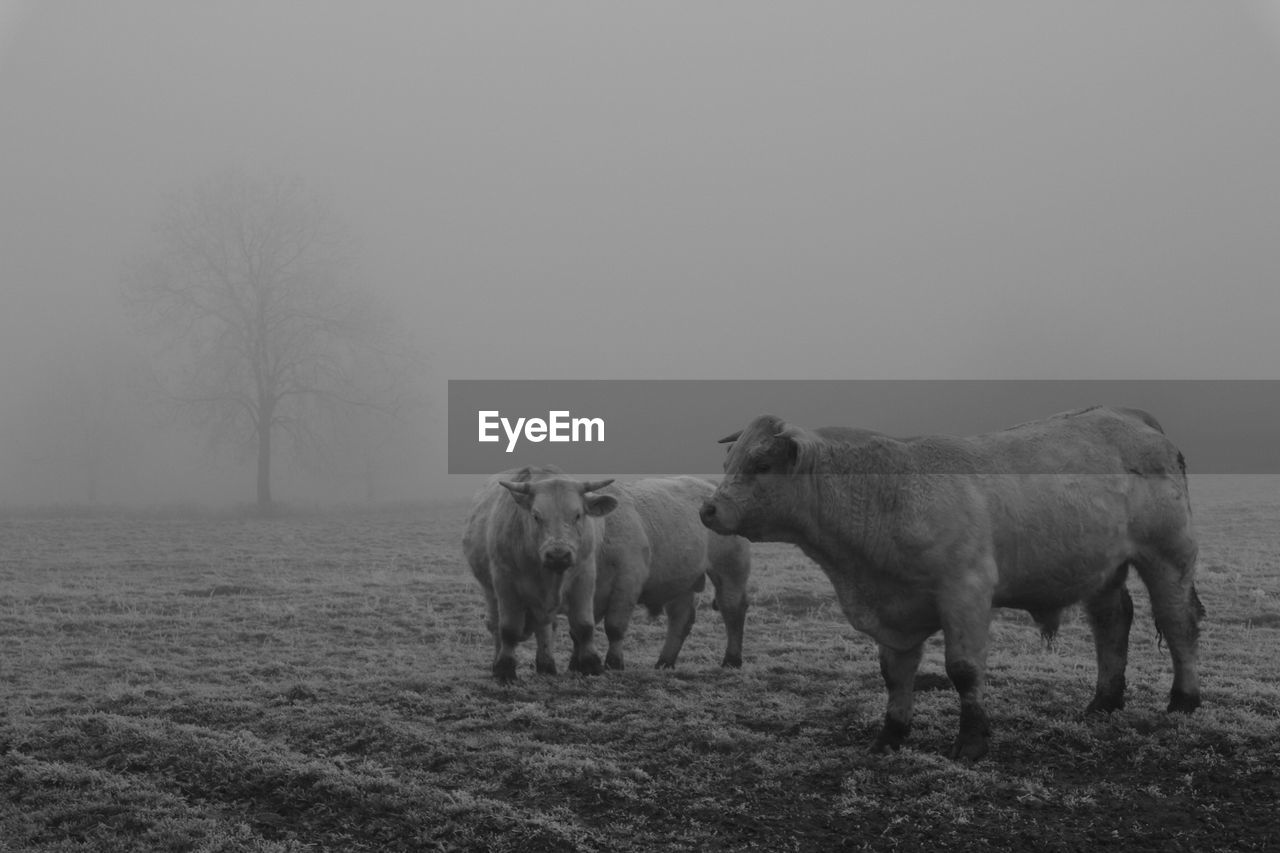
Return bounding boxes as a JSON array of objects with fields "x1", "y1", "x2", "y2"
[
  {"x1": 463, "y1": 468, "x2": 618, "y2": 684},
  {"x1": 464, "y1": 466, "x2": 752, "y2": 682},
  {"x1": 699, "y1": 406, "x2": 1202, "y2": 761},
  {"x1": 594, "y1": 475, "x2": 751, "y2": 671}
]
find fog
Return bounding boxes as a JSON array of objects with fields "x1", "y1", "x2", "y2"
[{"x1": 2, "y1": 2, "x2": 1278, "y2": 507}]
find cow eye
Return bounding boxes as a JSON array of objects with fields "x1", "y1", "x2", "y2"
[
  {"x1": 574, "y1": 511, "x2": 583, "y2": 523},
  {"x1": 532, "y1": 510, "x2": 543, "y2": 524},
  {"x1": 753, "y1": 460, "x2": 772, "y2": 474}
]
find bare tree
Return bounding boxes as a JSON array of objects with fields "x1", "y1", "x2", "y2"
[{"x1": 123, "y1": 171, "x2": 414, "y2": 508}]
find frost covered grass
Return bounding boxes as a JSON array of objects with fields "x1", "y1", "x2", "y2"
[{"x1": 1, "y1": 478, "x2": 1277, "y2": 851}]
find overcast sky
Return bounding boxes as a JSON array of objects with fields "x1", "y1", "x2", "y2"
[{"x1": 1, "y1": 2, "x2": 1278, "y2": 503}]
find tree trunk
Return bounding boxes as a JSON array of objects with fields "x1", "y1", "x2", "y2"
[{"x1": 256, "y1": 417, "x2": 272, "y2": 508}]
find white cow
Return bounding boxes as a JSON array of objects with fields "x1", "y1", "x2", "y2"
[{"x1": 701, "y1": 406, "x2": 1201, "y2": 760}]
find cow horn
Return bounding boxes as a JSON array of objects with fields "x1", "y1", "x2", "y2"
[
  {"x1": 580, "y1": 478, "x2": 614, "y2": 493},
  {"x1": 499, "y1": 480, "x2": 532, "y2": 495},
  {"x1": 717, "y1": 430, "x2": 743, "y2": 445}
]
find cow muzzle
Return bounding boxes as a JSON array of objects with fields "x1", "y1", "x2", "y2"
[
  {"x1": 542, "y1": 546, "x2": 574, "y2": 573},
  {"x1": 699, "y1": 499, "x2": 735, "y2": 534}
]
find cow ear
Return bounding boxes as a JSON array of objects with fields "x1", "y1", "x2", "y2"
[
  {"x1": 584, "y1": 493, "x2": 618, "y2": 517},
  {"x1": 499, "y1": 480, "x2": 535, "y2": 510}
]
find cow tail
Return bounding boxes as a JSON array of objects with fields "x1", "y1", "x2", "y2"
[
  {"x1": 1156, "y1": 583, "x2": 1205, "y2": 652},
  {"x1": 1175, "y1": 449, "x2": 1193, "y2": 519}
]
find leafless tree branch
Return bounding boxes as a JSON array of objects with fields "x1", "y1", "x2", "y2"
[{"x1": 121, "y1": 169, "x2": 424, "y2": 507}]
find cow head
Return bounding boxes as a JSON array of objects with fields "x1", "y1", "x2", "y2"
[
  {"x1": 500, "y1": 476, "x2": 618, "y2": 572},
  {"x1": 699, "y1": 414, "x2": 813, "y2": 540}
]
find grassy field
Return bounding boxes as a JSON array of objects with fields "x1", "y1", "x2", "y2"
[{"x1": 1, "y1": 476, "x2": 1278, "y2": 852}]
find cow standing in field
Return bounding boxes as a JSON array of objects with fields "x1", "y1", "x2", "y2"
[
  {"x1": 699, "y1": 406, "x2": 1202, "y2": 761},
  {"x1": 595, "y1": 475, "x2": 751, "y2": 671},
  {"x1": 464, "y1": 470, "x2": 617, "y2": 683},
  {"x1": 464, "y1": 466, "x2": 752, "y2": 682}
]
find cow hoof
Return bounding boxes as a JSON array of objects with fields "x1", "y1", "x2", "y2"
[
  {"x1": 870, "y1": 715, "x2": 910, "y2": 754},
  {"x1": 535, "y1": 658, "x2": 557, "y2": 676},
  {"x1": 871, "y1": 725, "x2": 909, "y2": 754},
  {"x1": 654, "y1": 658, "x2": 676, "y2": 670},
  {"x1": 576, "y1": 654, "x2": 604, "y2": 676},
  {"x1": 948, "y1": 733, "x2": 989, "y2": 763},
  {"x1": 1167, "y1": 689, "x2": 1201, "y2": 714},
  {"x1": 492, "y1": 658, "x2": 518, "y2": 684},
  {"x1": 869, "y1": 736, "x2": 901, "y2": 755},
  {"x1": 1084, "y1": 695, "x2": 1124, "y2": 715},
  {"x1": 605, "y1": 654, "x2": 624, "y2": 671},
  {"x1": 721, "y1": 653, "x2": 742, "y2": 669}
]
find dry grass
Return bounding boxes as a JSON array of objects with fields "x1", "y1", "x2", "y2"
[{"x1": 1, "y1": 478, "x2": 1277, "y2": 851}]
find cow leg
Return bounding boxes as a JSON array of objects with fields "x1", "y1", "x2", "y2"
[
  {"x1": 532, "y1": 616, "x2": 557, "y2": 676},
  {"x1": 708, "y1": 559, "x2": 750, "y2": 668},
  {"x1": 940, "y1": 597, "x2": 994, "y2": 761},
  {"x1": 602, "y1": 603, "x2": 634, "y2": 671},
  {"x1": 601, "y1": 570, "x2": 643, "y2": 671},
  {"x1": 1133, "y1": 543, "x2": 1203, "y2": 713},
  {"x1": 872, "y1": 641, "x2": 924, "y2": 753},
  {"x1": 603, "y1": 623, "x2": 627, "y2": 671},
  {"x1": 1083, "y1": 570, "x2": 1133, "y2": 713},
  {"x1": 565, "y1": 575, "x2": 604, "y2": 676},
  {"x1": 567, "y1": 618, "x2": 604, "y2": 676},
  {"x1": 656, "y1": 591, "x2": 697, "y2": 669},
  {"x1": 483, "y1": 591, "x2": 501, "y2": 658},
  {"x1": 493, "y1": 606, "x2": 527, "y2": 685}
]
